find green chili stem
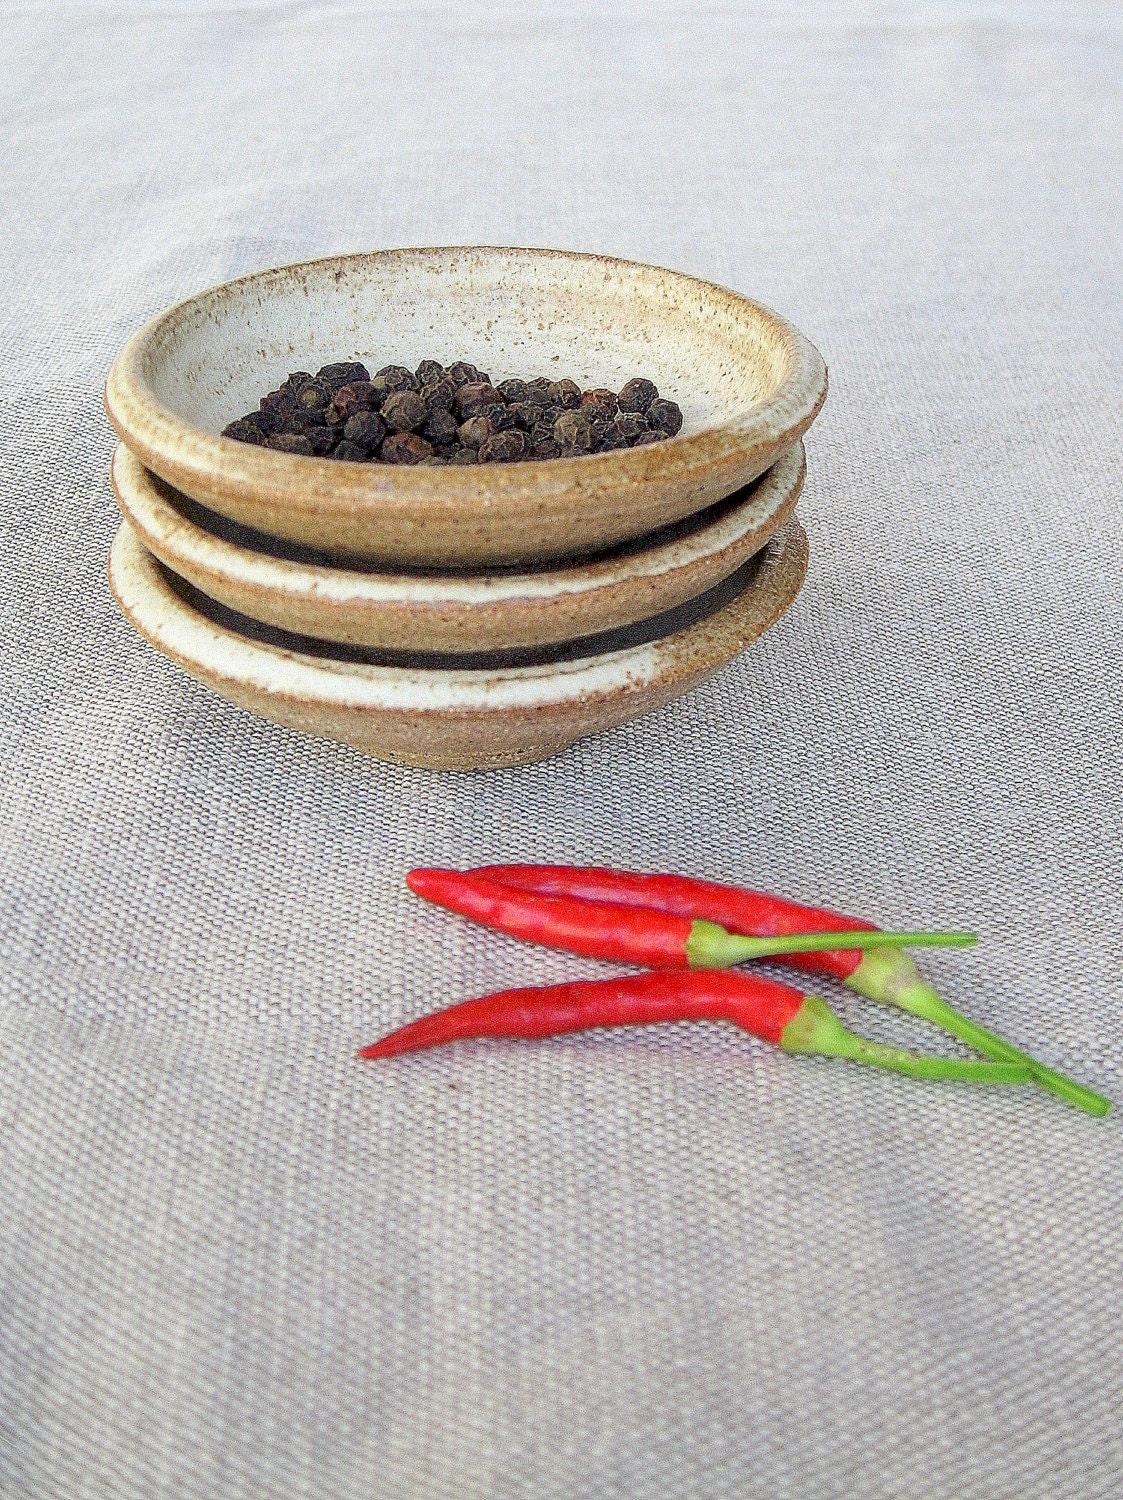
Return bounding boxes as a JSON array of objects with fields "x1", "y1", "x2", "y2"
[
  {"x1": 686, "y1": 921, "x2": 976, "y2": 970},
  {"x1": 848, "y1": 949, "x2": 1111, "y2": 1117},
  {"x1": 781, "y1": 997, "x2": 1032, "y2": 1085}
]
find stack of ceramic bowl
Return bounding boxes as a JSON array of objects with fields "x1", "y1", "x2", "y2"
[{"x1": 105, "y1": 249, "x2": 826, "y2": 769}]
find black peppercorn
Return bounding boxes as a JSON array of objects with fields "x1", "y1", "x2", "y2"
[
  {"x1": 446, "y1": 362, "x2": 480, "y2": 388},
  {"x1": 222, "y1": 418, "x2": 265, "y2": 444},
  {"x1": 421, "y1": 378, "x2": 457, "y2": 413},
  {"x1": 478, "y1": 430, "x2": 528, "y2": 463},
  {"x1": 528, "y1": 376, "x2": 552, "y2": 393},
  {"x1": 375, "y1": 364, "x2": 418, "y2": 391},
  {"x1": 496, "y1": 378, "x2": 529, "y2": 404},
  {"x1": 419, "y1": 454, "x2": 449, "y2": 466},
  {"x1": 381, "y1": 390, "x2": 427, "y2": 432},
  {"x1": 243, "y1": 408, "x2": 280, "y2": 436},
  {"x1": 317, "y1": 361, "x2": 370, "y2": 390},
  {"x1": 457, "y1": 415, "x2": 493, "y2": 449},
  {"x1": 646, "y1": 398, "x2": 683, "y2": 436},
  {"x1": 632, "y1": 428, "x2": 666, "y2": 446},
  {"x1": 450, "y1": 446, "x2": 478, "y2": 464},
  {"x1": 266, "y1": 433, "x2": 314, "y2": 456},
  {"x1": 553, "y1": 410, "x2": 593, "y2": 452},
  {"x1": 548, "y1": 379, "x2": 582, "y2": 410},
  {"x1": 343, "y1": 411, "x2": 388, "y2": 450},
  {"x1": 293, "y1": 381, "x2": 328, "y2": 417},
  {"x1": 330, "y1": 381, "x2": 378, "y2": 423},
  {"x1": 487, "y1": 404, "x2": 520, "y2": 432},
  {"x1": 369, "y1": 367, "x2": 417, "y2": 407},
  {"x1": 326, "y1": 387, "x2": 356, "y2": 423},
  {"x1": 278, "y1": 409, "x2": 312, "y2": 436},
  {"x1": 415, "y1": 359, "x2": 445, "y2": 386},
  {"x1": 532, "y1": 438, "x2": 562, "y2": 459},
  {"x1": 511, "y1": 402, "x2": 541, "y2": 431},
  {"x1": 612, "y1": 411, "x2": 647, "y2": 442},
  {"x1": 306, "y1": 425, "x2": 336, "y2": 455},
  {"x1": 332, "y1": 440, "x2": 369, "y2": 462},
  {"x1": 454, "y1": 382, "x2": 504, "y2": 421},
  {"x1": 580, "y1": 389, "x2": 618, "y2": 421},
  {"x1": 618, "y1": 377, "x2": 658, "y2": 414},
  {"x1": 421, "y1": 408, "x2": 460, "y2": 446},
  {"x1": 380, "y1": 432, "x2": 433, "y2": 464}
]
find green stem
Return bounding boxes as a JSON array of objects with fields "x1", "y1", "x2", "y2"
[
  {"x1": 685, "y1": 920, "x2": 976, "y2": 969},
  {"x1": 849, "y1": 949, "x2": 1111, "y2": 1118},
  {"x1": 781, "y1": 996, "x2": 1032, "y2": 1085}
]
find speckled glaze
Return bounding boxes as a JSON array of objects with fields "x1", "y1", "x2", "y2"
[
  {"x1": 111, "y1": 442, "x2": 804, "y2": 653},
  {"x1": 108, "y1": 518, "x2": 808, "y2": 769},
  {"x1": 104, "y1": 248, "x2": 826, "y2": 566}
]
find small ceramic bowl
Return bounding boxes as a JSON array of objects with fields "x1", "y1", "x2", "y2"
[
  {"x1": 104, "y1": 247, "x2": 826, "y2": 566},
  {"x1": 108, "y1": 517, "x2": 808, "y2": 769},
  {"x1": 110, "y1": 442, "x2": 804, "y2": 653}
]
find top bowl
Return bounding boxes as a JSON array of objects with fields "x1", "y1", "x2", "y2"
[{"x1": 104, "y1": 247, "x2": 826, "y2": 567}]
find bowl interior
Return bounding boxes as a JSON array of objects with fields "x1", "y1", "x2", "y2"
[{"x1": 142, "y1": 249, "x2": 792, "y2": 439}]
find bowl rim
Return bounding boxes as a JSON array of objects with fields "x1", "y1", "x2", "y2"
[{"x1": 104, "y1": 246, "x2": 827, "y2": 526}]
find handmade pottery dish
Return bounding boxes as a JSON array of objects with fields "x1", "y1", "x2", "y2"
[
  {"x1": 111, "y1": 442, "x2": 805, "y2": 653},
  {"x1": 104, "y1": 247, "x2": 826, "y2": 566},
  {"x1": 108, "y1": 517, "x2": 808, "y2": 769}
]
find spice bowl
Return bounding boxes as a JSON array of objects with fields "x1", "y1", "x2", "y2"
[
  {"x1": 108, "y1": 515, "x2": 808, "y2": 770},
  {"x1": 111, "y1": 442, "x2": 805, "y2": 654},
  {"x1": 104, "y1": 247, "x2": 826, "y2": 567}
]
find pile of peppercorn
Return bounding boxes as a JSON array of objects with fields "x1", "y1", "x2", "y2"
[{"x1": 221, "y1": 360, "x2": 683, "y2": 465}]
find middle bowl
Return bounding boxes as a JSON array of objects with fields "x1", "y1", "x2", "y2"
[{"x1": 111, "y1": 443, "x2": 805, "y2": 653}]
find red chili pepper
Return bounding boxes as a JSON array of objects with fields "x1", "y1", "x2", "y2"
[
  {"x1": 474, "y1": 864, "x2": 872, "y2": 981},
  {"x1": 466, "y1": 864, "x2": 1111, "y2": 1118},
  {"x1": 404, "y1": 869, "x2": 974, "y2": 969},
  {"x1": 358, "y1": 970, "x2": 1031, "y2": 1086}
]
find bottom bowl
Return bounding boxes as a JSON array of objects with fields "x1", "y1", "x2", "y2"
[{"x1": 108, "y1": 518, "x2": 807, "y2": 769}]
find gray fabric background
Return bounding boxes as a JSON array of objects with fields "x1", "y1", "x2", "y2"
[{"x1": 2, "y1": 2, "x2": 1121, "y2": 1495}]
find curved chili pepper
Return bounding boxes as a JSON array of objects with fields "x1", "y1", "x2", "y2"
[
  {"x1": 358, "y1": 970, "x2": 1031, "y2": 1087},
  {"x1": 468, "y1": 864, "x2": 1111, "y2": 1118},
  {"x1": 404, "y1": 869, "x2": 974, "y2": 969}
]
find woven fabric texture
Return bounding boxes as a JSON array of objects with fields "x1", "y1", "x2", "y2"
[{"x1": 2, "y1": 3, "x2": 1121, "y2": 1496}]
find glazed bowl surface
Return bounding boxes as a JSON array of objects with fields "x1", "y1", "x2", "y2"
[{"x1": 105, "y1": 247, "x2": 826, "y2": 565}]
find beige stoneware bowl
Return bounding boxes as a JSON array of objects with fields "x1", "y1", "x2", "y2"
[
  {"x1": 109, "y1": 518, "x2": 808, "y2": 770},
  {"x1": 104, "y1": 247, "x2": 826, "y2": 566},
  {"x1": 111, "y1": 442, "x2": 804, "y2": 653}
]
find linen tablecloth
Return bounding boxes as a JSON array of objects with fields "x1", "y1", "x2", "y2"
[{"x1": 3, "y1": 3, "x2": 1121, "y2": 1495}]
